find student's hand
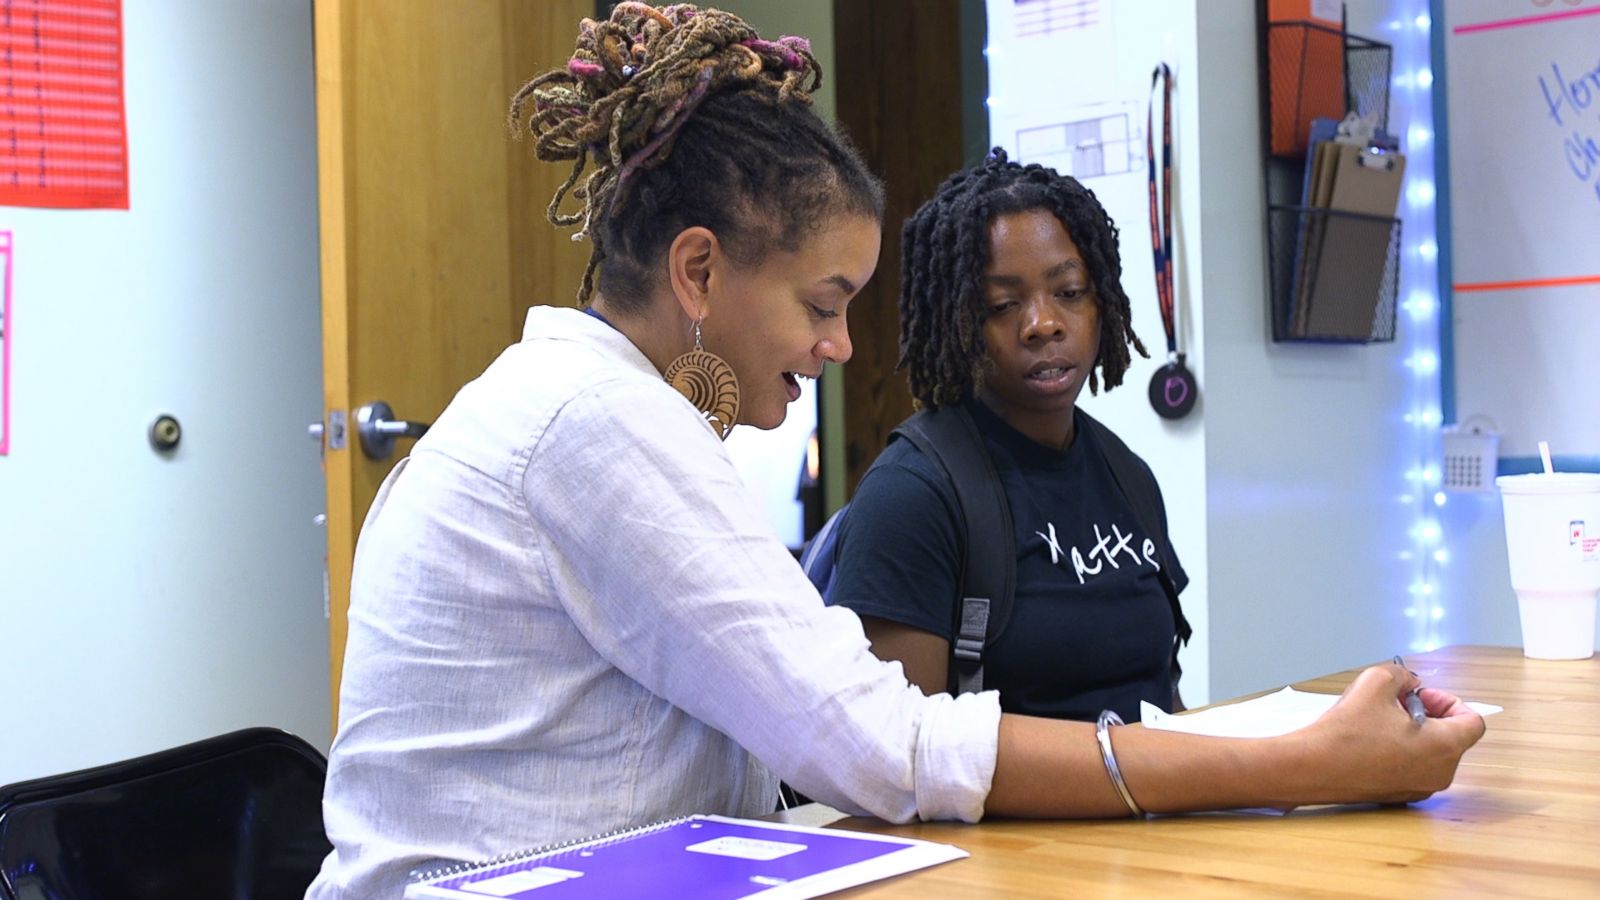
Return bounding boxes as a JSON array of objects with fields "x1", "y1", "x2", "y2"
[{"x1": 1291, "y1": 663, "x2": 1486, "y2": 807}]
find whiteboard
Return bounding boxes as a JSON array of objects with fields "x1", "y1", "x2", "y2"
[{"x1": 1442, "y1": 0, "x2": 1600, "y2": 460}]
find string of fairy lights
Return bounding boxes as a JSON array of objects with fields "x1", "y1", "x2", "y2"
[{"x1": 1390, "y1": 7, "x2": 1447, "y2": 653}]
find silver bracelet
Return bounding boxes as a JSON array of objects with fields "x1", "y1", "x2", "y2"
[{"x1": 1095, "y1": 710, "x2": 1146, "y2": 818}]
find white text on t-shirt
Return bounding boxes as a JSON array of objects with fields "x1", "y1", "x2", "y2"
[{"x1": 1035, "y1": 521, "x2": 1162, "y2": 585}]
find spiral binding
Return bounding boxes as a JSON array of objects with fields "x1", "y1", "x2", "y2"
[{"x1": 410, "y1": 814, "x2": 698, "y2": 883}]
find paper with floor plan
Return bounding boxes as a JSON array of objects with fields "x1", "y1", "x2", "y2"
[{"x1": 1142, "y1": 687, "x2": 1502, "y2": 739}]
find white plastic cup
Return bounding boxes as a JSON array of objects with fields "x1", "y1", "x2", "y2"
[{"x1": 1495, "y1": 473, "x2": 1600, "y2": 660}]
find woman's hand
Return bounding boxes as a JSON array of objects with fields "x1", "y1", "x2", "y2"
[{"x1": 1287, "y1": 663, "x2": 1487, "y2": 806}]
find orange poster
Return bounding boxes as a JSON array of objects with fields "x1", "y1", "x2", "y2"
[{"x1": 0, "y1": 0, "x2": 128, "y2": 210}]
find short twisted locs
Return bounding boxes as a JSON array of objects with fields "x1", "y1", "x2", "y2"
[{"x1": 898, "y1": 148, "x2": 1147, "y2": 408}]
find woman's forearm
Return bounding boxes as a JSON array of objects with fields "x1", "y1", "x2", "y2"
[
  {"x1": 986, "y1": 713, "x2": 1307, "y2": 817},
  {"x1": 986, "y1": 664, "x2": 1485, "y2": 818}
]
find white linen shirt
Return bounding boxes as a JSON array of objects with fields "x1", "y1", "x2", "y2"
[{"x1": 305, "y1": 306, "x2": 1001, "y2": 898}]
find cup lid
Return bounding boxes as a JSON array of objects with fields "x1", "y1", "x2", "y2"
[{"x1": 1495, "y1": 472, "x2": 1600, "y2": 494}]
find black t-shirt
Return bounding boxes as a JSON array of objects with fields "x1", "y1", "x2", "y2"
[{"x1": 830, "y1": 399, "x2": 1187, "y2": 723}]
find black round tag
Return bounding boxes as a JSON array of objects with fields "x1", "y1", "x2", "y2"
[{"x1": 1148, "y1": 357, "x2": 1197, "y2": 419}]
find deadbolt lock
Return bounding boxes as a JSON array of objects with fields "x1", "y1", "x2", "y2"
[{"x1": 149, "y1": 414, "x2": 182, "y2": 452}]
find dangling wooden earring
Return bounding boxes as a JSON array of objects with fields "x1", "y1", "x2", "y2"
[{"x1": 665, "y1": 317, "x2": 740, "y2": 440}]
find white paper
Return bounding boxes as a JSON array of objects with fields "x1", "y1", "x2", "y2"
[{"x1": 1141, "y1": 687, "x2": 1503, "y2": 738}]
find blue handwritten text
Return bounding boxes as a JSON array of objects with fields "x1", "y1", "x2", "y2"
[
  {"x1": 1538, "y1": 59, "x2": 1600, "y2": 127},
  {"x1": 1538, "y1": 57, "x2": 1600, "y2": 206}
]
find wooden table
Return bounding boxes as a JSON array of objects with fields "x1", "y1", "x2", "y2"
[{"x1": 794, "y1": 646, "x2": 1600, "y2": 897}]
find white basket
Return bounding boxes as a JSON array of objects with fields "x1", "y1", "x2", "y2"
[{"x1": 1441, "y1": 416, "x2": 1499, "y2": 493}]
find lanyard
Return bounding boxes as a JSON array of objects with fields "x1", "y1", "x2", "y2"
[
  {"x1": 1145, "y1": 63, "x2": 1197, "y2": 420},
  {"x1": 1146, "y1": 63, "x2": 1177, "y2": 358}
]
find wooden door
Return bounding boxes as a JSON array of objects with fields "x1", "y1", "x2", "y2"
[
  {"x1": 313, "y1": 0, "x2": 591, "y2": 725},
  {"x1": 832, "y1": 0, "x2": 970, "y2": 496}
]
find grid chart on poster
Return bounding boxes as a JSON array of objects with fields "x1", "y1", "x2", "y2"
[
  {"x1": 0, "y1": 0, "x2": 127, "y2": 210},
  {"x1": 1014, "y1": 0, "x2": 1100, "y2": 39},
  {"x1": 1015, "y1": 111, "x2": 1138, "y2": 180}
]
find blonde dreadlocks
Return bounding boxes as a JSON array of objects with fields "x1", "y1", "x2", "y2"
[{"x1": 510, "y1": 2, "x2": 880, "y2": 308}]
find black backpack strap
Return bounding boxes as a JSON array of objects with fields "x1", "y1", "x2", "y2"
[
  {"x1": 892, "y1": 406, "x2": 1015, "y2": 695},
  {"x1": 1079, "y1": 412, "x2": 1193, "y2": 671}
]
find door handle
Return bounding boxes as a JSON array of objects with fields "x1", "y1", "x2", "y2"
[{"x1": 355, "y1": 401, "x2": 431, "y2": 460}]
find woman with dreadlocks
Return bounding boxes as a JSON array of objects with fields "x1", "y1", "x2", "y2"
[
  {"x1": 828, "y1": 150, "x2": 1193, "y2": 722},
  {"x1": 309, "y1": 7, "x2": 1481, "y2": 896}
]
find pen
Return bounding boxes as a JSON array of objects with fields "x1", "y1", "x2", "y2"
[{"x1": 1393, "y1": 655, "x2": 1427, "y2": 725}]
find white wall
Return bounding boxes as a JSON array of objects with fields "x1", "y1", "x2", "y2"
[
  {"x1": 1197, "y1": 0, "x2": 1445, "y2": 700},
  {"x1": 0, "y1": 1, "x2": 327, "y2": 783},
  {"x1": 1436, "y1": 492, "x2": 1525, "y2": 646}
]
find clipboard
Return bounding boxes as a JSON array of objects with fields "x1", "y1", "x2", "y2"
[
  {"x1": 1299, "y1": 143, "x2": 1405, "y2": 339},
  {"x1": 1289, "y1": 134, "x2": 1347, "y2": 336}
]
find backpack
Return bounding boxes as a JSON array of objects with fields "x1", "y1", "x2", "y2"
[{"x1": 800, "y1": 404, "x2": 1192, "y2": 695}]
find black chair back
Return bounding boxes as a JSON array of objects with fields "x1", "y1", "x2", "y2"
[{"x1": 0, "y1": 727, "x2": 330, "y2": 900}]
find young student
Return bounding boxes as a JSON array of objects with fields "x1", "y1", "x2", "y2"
[
  {"x1": 307, "y1": 6, "x2": 1484, "y2": 897},
  {"x1": 828, "y1": 150, "x2": 1189, "y2": 721}
]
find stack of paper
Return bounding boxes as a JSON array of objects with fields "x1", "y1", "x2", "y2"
[{"x1": 1142, "y1": 687, "x2": 1502, "y2": 739}]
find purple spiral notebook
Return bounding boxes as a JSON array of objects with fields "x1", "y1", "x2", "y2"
[{"x1": 404, "y1": 814, "x2": 966, "y2": 899}]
